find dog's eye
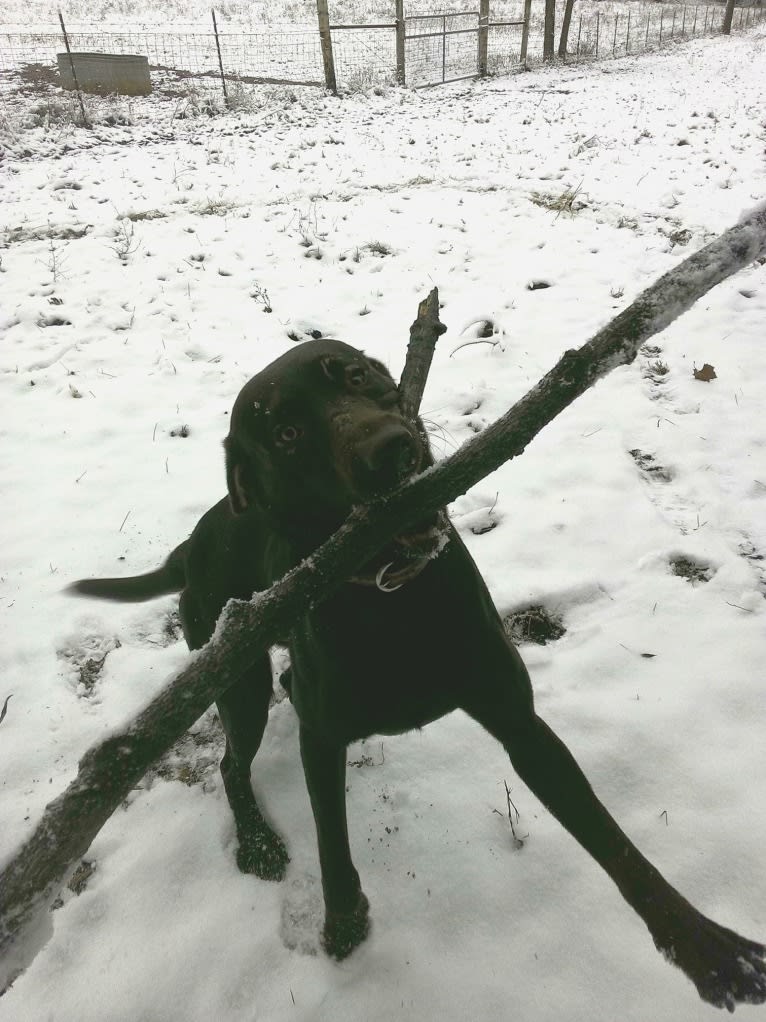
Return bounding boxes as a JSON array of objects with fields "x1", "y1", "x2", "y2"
[
  {"x1": 274, "y1": 424, "x2": 302, "y2": 446},
  {"x1": 347, "y1": 365, "x2": 368, "y2": 388}
]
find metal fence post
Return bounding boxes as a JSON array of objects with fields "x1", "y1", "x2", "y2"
[
  {"x1": 626, "y1": 9, "x2": 631, "y2": 52},
  {"x1": 595, "y1": 11, "x2": 600, "y2": 55},
  {"x1": 520, "y1": 0, "x2": 532, "y2": 65},
  {"x1": 442, "y1": 14, "x2": 446, "y2": 83},
  {"x1": 478, "y1": 0, "x2": 489, "y2": 77},
  {"x1": 612, "y1": 14, "x2": 618, "y2": 54},
  {"x1": 211, "y1": 9, "x2": 228, "y2": 103},
  {"x1": 316, "y1": 0, "x2": 337, "y2": 94},
  {"x1": 58, "y1": 9, "x2": 90, "y2": 127},
  {"x1": 395, "y1": 0, "x2": 405, "y2": 85}
]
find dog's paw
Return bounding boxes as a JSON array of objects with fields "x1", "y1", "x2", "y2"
[
  {"x1": 652, "y1": 907, "x2": 766, "y2": 1011},
  {"x1": 236, "y1": 826, "x2": 290, "y2": 882},
  {"x1": 322, "y1": 892, "x2": 371, "y2": 961}
]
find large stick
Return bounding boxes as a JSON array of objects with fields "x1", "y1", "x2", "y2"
[
  {"x1": 2, "y1": 205, "x2": 764, "y2": 979},
  {"x1": 398, "y1": 287, "x2": 446, "y2": 422}
]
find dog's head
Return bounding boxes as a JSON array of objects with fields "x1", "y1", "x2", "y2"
[{"x1": 224, "y1": 339, "x2": 430, "y2": 535}]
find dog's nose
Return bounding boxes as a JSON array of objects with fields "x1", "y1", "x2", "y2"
[{"x1": 354, "y1": 425, "x2": 420, "y2": 494}]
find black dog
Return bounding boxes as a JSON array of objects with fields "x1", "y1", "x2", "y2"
[{"x1": 71, "y1": 338, "x2": 765, "y2": 1010}]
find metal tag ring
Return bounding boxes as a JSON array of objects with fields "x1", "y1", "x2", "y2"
[{"x1": 375, "y1": 562, "x2": 403, "y2": 593}]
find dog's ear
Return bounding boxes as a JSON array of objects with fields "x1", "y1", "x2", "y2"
[{"x1": 224, "y1": 436, "x2": 252, "y2": 515}]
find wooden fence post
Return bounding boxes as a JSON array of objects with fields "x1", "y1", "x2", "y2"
[
  {"x1": 395, "y1": 0, "x2": 405, "y2": 85},
  {"x1": 558, "y1": 0, "x2": 575, "y2": 58},
  {"x1": 316, "y1": 0, "x2": 337, "y2": 94},
  {"x1": 722, "y1": 0, "x2": 735, "y2": 34},
  {"x1": 478, "y1": 0, "x2": 489, "y2": 76},
  {"x1": 520, "y1": 0, "x2": 532, "y2": 64},
  {"x1": 543, "y1": 0, "x2": 555, "y2": 59}
]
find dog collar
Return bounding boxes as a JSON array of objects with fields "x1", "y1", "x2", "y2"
[
  {"x1": 348, "y1": 512, "x2": 449, "y2": 593},
  {"x1": 348, "y1": 555, "x2": 431, "y2": 593}
]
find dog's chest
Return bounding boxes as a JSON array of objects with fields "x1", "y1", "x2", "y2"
[{"x1": 286, "y1": 569, "x2": 482, "y2": 743}]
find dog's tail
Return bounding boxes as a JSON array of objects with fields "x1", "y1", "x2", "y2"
[{"x1": 67, "y1": 542, "x2": 188, "y2": 603}]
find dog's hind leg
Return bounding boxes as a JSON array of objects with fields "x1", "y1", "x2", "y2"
[
  {"x1": 180, "y1": 590, "x2": 289, "y2": 881},
  {"x1": 460, "y1": 633, "x2": 766, "y2": 1011}
]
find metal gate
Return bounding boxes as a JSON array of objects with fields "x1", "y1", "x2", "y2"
[
  {"x1": 404, "y1": 8, "x2": 527, "y2": 88},
  {"x1": 405, "y1": 12, "x2": 479, "y2": 87}
]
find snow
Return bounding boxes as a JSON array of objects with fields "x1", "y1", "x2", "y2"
[{"x1": 2, "y1": 25, "x2": 766, "y2": 1022}]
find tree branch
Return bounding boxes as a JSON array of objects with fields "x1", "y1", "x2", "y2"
[
  {"x1": 2, "y1": 204, "x2": 764, "y2": 979},
  {"x1": 398, "y1": 286, "x2": 446, "y2": 421}
]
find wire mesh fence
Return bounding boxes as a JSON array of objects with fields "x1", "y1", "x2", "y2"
[
  {"x1": 328, "y1": 25, "x2": 398, "y2": 89},
  {"x1": 0, "y1": 27, "x2": 326, "y2": 87},
  {"x1": 565, "y1": 2, "x2": 754, "y2": 59},
  {"x1": 0, "y1": 1, "x2": 763, "y2": 99}
]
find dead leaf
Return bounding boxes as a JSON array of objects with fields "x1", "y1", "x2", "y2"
[{"x1": 693, "y1": 363, "x2": 717, "y2": 382}]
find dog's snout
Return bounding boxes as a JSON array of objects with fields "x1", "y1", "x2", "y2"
[{"x1": 354, "y1": 424, "x2": 420, "y2": 493}]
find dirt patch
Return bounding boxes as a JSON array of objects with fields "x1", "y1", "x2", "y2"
[
  {"x1": 503, "y1": 605, "x2": 566, "y2": 646},
  {"x1": 2, "y1": 223, "x2": 91, "y2": 248},
  {"x1": 57, "y1": 634, "x2": 121, "y2": 697},
  {"x1": 629, "y1": 448, "x2": 674, "y2": 483},
  {"x1": 146, "y1": 712, "x2": 224, "y2": 789},
  {"x1": 14, "y1": 62, "x2": 60, "y2": 95},
  {"x1": 738, "y1": 539, "x2": 766, "y2": 596},
  {"x1": 669, "y1": 555, "x2": 714, "y2": 585},
  {"x1": 51, "y1": 859, "x2": 97, "y2": 910}
]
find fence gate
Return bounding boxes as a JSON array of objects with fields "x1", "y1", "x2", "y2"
[
  {"x1": 404, "y1": 11, "x2": 481, "y2": 87},
  {"x1": 403, "y1": 5, "x2": 528, "y2": 89}
]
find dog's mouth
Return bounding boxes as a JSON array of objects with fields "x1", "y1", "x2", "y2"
[
  {"x1": 348, "y1": 511, "x2": 448, "y2": 592},
  {"x1": 393, "y1": 515, "x2": 445, "y2": 558}
]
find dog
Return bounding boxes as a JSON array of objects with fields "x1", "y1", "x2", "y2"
[{"x1": 70, "y1": 337, "x2": 765, "y2": 1010}]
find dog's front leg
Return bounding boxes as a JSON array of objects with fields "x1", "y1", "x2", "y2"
[
  {"x1": 461, "y1": 644, "x2": 766, "y2": 1011},
  {"x1": 299, "y1": 724, "x2": 370, "y2": 960}
]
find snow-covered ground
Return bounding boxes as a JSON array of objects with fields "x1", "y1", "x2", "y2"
[{"x1": 1, "y1": 25, "x2": 765, "y2": 1022}]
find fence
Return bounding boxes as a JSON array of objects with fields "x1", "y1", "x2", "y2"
[
  {"x1": 1, "y1": 27, "x2": 327, "y2": 88},
  {"x1": 397, "y1": 6, "x2": 530, "y2": 87},
  {"x1": 565, "y1": 0, "x2": 762, "y2": 59},
  {"x1": 0, "y1": 1, "x2": 763, "y2": 99}
]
